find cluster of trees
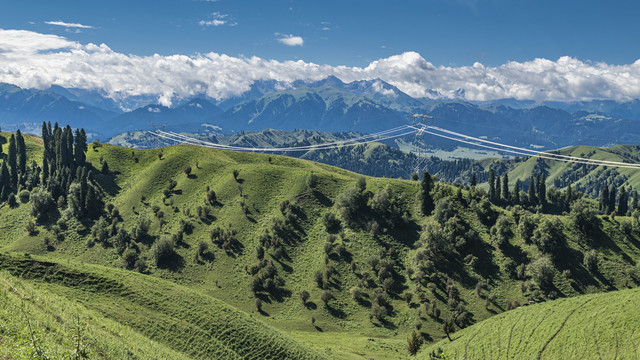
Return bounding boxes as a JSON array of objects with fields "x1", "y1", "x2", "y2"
[
  {"x1": 0, "y1": 130, "x2": 39, "y2": 202},
  {"x1": 600, "y1": 185, "x2": 637, "y2": 216}
]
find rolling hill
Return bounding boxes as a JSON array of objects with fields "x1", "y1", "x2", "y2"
[
  {"x1": 421, "y1": 287, "x2": 640, "y2": 359},
  {"x1": 0, "y1": 130, "x2": 640, "y2": 358}
]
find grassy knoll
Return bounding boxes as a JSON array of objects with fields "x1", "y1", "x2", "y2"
[{"x1": 421, "y1": 287, "x2": 640, "y2": 359}]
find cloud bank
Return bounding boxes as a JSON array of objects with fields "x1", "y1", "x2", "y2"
[{"x1": 1, "y1": 29, "x2": 640, "y2": 107}]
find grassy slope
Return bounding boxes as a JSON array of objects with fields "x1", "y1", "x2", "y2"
[
  {"x1": 0, "y1": 134, "x2": 639, "y2": 358},
  {"x1": 0, "y1": 253, "x2": 324, "y2": 360},
  {"x1": 421, "y1": 287, "x2": 640, "y2": 359},
  {"x1": 0, "y1": 270, "x2": 188, "y2": 360}
]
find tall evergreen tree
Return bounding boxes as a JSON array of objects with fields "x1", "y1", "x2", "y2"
[
  {"x1": 495, "y1": 175, "x2": 501, "y2": 201},
  {"x1": 565, "y1": 184, "x2": 573, "y2": 211},
  {"x1": 7, "y1": 134, "x2": 17, "y2": 190},
  {"x1": 488, "y1": 169, "x2": 495, "y2": 201},
  {"x1": 0, "y1": 162, "x2": 9, "y2": 197},
  {"x1": 502, "y1": 174, "x2": 509, "y2": 202},
  {"x1": 539, "y1": 174, "x2": 547, "y2": 206},
  {"x1": 618, "y1": 187, "x2": 628, "y2": 216},
  {"x1": 632, "y1": 191, "x2": 639, "y2": 211},
  {"x1": 470, "y1": 174, "x2": 476, "y2": 187},
  {"x1": 609, "y1": 185, "x2": 617, "y2": 214},
  {"x1": 421, "y1": 171, "x2": 434, "y2": 215},
  {"x1": 512, "y1": 180, "x2": 520, "y2": 204},
  {"x1": 601, "y1": 186, "x2": 609, "y2": 213},
  {"x1": 74, "y1": 128, "x2": 87, "y2": 167},
  {"x1": 42, "y1": 157, "x2": 49, "y2": 186},
  {"x1": 528, "y1": 176, "x2": 536, "y2": 205},
  {"x1": 16, "y1": 129, "x2": 27, "y2": 177}
]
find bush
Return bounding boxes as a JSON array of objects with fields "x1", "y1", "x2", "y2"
[
  {"x1": 18, "y1": 190, "x2": 30, "y2": 203},
  {"x1": 30, "y1": 189, "x2": 55, "y2": 222},
  {"x1": 529, "y1": 256, "x2": 555, "y2": 287},
  {"x1": 25, "y1": 220, "x2": 37, "y2": 236},
  {"x1": 122, "y1": 248, "x2": 138, "y2": 268},
  {"x1": 583, "y1": 250, "x2": 599, "y2": 272},
  {"x1": 322, "y1": 212, "x2": 341, "y2": 233},
  {"x1": 320, "y1": 290, "x2": 335, "y2": 306},
  {"x1": 151, "y1": 237, "x2": 176, "y2": 266},
  {"x1": 299, "y1": 290, "x2": 310, "y2": 306},
  {"x1": 407, "y1": 330, "x2": 423, "y2": 356},
  {"x1": 533, "y1": 217, "x2": 565, "y2": 257}
]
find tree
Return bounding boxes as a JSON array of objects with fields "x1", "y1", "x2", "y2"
[
  {"x1": 16, "y1": 130, "x2": 27, "y2": 177},
  {"x1": 30, "y1": 188, "x2": 54, "y2": 222},
  {"x1": 538, "y1": 174, "x2": 547, "y2": 206},
  {"x1": 600, "y1": 186, "x2": 610, "y2": 213},
  {"x1": 101, "y1": 161, "x2": 109, "y2": 175},
  {"x1": 495, "y1": 175, "x2": 501, "y2": 201},
  {"x1": 151, "y1": 236, "x2": 176, "y2": 266},
  {"x1": 406, "y1": 330, "x2": 423, "y2": 356},
  {"x1": 470, "y1": 173, "x2": 476, "y2": 187},
  {"x1": 533, "y1": 217, "x2": 564, "y2": 257},
  {"x1": 583, "y1": 250, "x2": 598, "y2": 272},
  {"x1": 7, "y1": 134, "x2": 17, "y2": 189},
  {"x1": 609, "y1": 185, "x2": 617, "y2": 215},
  {"x1": 632, "y1": 191, "x2": 639, "y2": 211},
  {"x1": 502, "y1": 174, "x2": 510, "y2": 202},
  {"x1": 512, "y1": 180, "x2": 520, "y2": 204},
  {"x1": 321, "y1": 290, "x2": 335, "y2": 307},
  {"x1": 307, "y1": 173, "x2": 319, "y2": 189},
  {"x1": 569, "y1": 199, "x2": 599, "y2": 241},
  {"x1": 421, "y1": 171, "x2": 434, "y2": 215},
  {"x1": 618, "y1": 187, "x2": 628, "y2": 216},
  {"x1": 299, "y1": 290, "x2": 310, "y2": 306},
  {"x1": 183, "y1": 165, "x2": 192, "y2": 176},
  {"x1": 74, "y1": 128, "x2": 87, "y2": 167},
  {"x1": 529, "y1": 256, "x2": 555, "y2": 287},
  {"x1": 488, "y1": 169, "x2": 495, "y2": 201},
  {"x1": 528, "y1": 176, "x2": 536, "y2": 205},
  {"x1": 443, "y1": 318, "x2": 456, "y2": 341}
]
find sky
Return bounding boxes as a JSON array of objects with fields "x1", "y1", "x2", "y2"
[{"x1": 1, "y1": 0, "x2": 639, "y2": 105}]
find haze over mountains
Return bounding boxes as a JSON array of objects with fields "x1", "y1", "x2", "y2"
[{"x1": 2, "y1": 77, "x2": 640, "y2": 151}]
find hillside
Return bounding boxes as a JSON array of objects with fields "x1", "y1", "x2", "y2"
[
  {"x1": 1, "y1": 130, "x2": 640, "y2": 358},
  {"x1": 421, "y1": 287, "x2": 640, "y2": 359}
]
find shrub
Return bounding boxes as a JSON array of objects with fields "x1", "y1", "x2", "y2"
[
  {"x1": 323, "y1": 212, "x2": 341, "y2": 232},
  {"x1": 197, "y1": 241, "x2": 209, "y2": 256},
  {"x1": 151, "y1": 237, "x2": 176, "y2": 266},
  {"x1": 583, "y1": 250, "x2": 599, "y2": 272},
  {"x1": 370, "y1": 303, "x2": 387, "y2": 322},
  {"x1": 25, "y1": 220, "x2": 37, "y2": 236},
  {"x1": 529, "y1": 256, "x2": 555, "y2": 287},
  {"x1": 320, "y1": 290, "x2": 335, "y2": 306},
  {"x1": 299, "y1": 290, "x2": 310, "y2": 306},
  {"x1": 307, "y1": 173, "x2": 318, "y2": 189},
  {"x1": 18, "y1": 190, "x2": 30, "y2": 203},
  {"x1": 350, "y1": 286, "x2": 365, "y2": 302},
  {"x1": 407, "y1": 330, "x2": 423, "y2": 356},
  {"x1": 30, "y1": 189, "x2": 55, "y2": 222},
  {"x1": 122, "y1": 248, "x2": 138, "y2": 268}
]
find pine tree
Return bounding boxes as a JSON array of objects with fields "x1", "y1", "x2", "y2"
[
  {"x1": 470, "y1": 174, "x2": 476, "y2": 187},
  {"x1": 618, "y1": 187, "x2": 628, "y2": 216},
  {"x1": 632, "y1": 191, "x2": 639, "y2": 211},
  {"x1": 495, "y1": 175, "x2": 501, "y2": 201},
  {"x1": 0, "y1": 162, "x2": 9, "y2": 195},
  {"x1": 502, "y1": 174, "x2": 509, "y2": 202},
  {"x1": 528, "y1": 176, "x2": 536, "y2": 205},
  {"x1": 539, "y1": 174, "x2": 547, "y2": 206},
  {"x1": 74, "y1": 128, "x2": 87, "y2": 167},
  {"x1": 42, "y1": 157, "x2": 49, "y2": 186},
  {"x1": 512, "y1": 180, "x2": 520, "y2": 204},
  {"x1": 601, "y1": 186, "x2": 609, "y2": 213},
  {"x1": 565, "y1": 184, "x2": 573, "y2": 211},
  {"x1": 609, "y1": 186, "x2": 617, "y2": 214},
  {"x1": 488, "y1": 169, "x2": 495, "y2": 201},
  {"x1": 7, "y1": 134, "x2": 17, "y2": 190},
  {"x1": 421, "y1": 171, "x2": 434, "y2": 215},
  {"x1": 16, "y1": 129, "x2": 27, "y2": 177}
]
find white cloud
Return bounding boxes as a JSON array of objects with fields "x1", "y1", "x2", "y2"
[
  {"x1": 277, "y1": 34, "x2": 304, "y2": 47},
  {"x1": 199, "y1": 12, "x2": 230, "y2": 27},
  {"x1": 45, "y1": 21, "x2": 94, "y2": 29},
  {"x1": 1, "y1": 29, "x2": 640, "y2": 107}
]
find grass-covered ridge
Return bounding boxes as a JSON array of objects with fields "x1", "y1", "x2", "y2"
[
  {"x1": 421, "y1": 287, "x2": 640, "y2": 359},
  {"x1": 0, "y1": 252, "x2": 325, "y2": 360}
]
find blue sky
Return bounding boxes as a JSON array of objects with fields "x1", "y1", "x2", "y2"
[{"x1": 2, "y1": 0, "x2": 639, "y2": 67}]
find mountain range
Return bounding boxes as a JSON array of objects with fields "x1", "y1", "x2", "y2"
[{"x1": 2, "y1": 78, "x2": 640, "y2": 152}]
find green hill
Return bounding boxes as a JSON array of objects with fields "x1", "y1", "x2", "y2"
[
  {"x1": 1, "y1": 130, "x2": 640, "y2": 358},
  {"x1": 421, "y1": 287, "x2": 640, "y2": 359}
]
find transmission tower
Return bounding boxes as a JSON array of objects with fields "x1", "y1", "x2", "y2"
[{"x1": 407, "y1": 113, "x2": 432, "y2": 176}]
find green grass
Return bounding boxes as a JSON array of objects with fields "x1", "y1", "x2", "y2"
[
  {"x1": 0, "y1": 270, "x2": 187, "y2": 360},
  {"x1": 421, "y1": 287, "x2": 640, "y2": 359}
]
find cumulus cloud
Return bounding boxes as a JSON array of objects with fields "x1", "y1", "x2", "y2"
[
  {"x1": 45, "y1": 21, "x2": 94, "y2": 29},
  {"x1": 277, "y1": 34, "x2": 304, "y2": 47},
  {"x1": 1, "y1": 29, "x2": 640, "y2": 107}
]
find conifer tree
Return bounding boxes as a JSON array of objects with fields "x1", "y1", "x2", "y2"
[
  {"x1": 601, "y1": 186, "x2": 609, "y2": 213},
  {"x1": 421, "y1": 171, "x2": 434, "y2": 215},
  {"x1": 470, "y1": 174, "x2": 476, "y2": 187},
  {"x1": 632, "y1": 191, "x2": 639, "y2": 211},
  {"x1": 502, "y1": 174, "x2": 509, "y2": 202},
  {"x1": 512, "y1": 180, "x2": 520, "y2": 204},
  {"x1": 7, "y1": 134, "x2": 17, "y2": 190},
  {"x1": 0, "y1": 162, "x2": 9, "y2": 199},
  {"x1": 565, "y1": 184, "x2": 573, "y2": 211},
  {"x1": 16, "y1": 129, "x2": 27, "y2": 177},
  {"x1": 488, "y1": 169, "x2": 495, "y2": 201},
  {"x1": 539, "y1": 174, "x2": 547, "y2": 206},
  {"x1": 74, "y1": 128, "x2": 87, "y2": 167},
  {"x1": 528, "y1": 176, "x2": 536, "y2": 205},
  {"x1": 495, "y1": 175, "x2": 501, "y2": 201},
  {"x1": 618, "y1": 187, "x2": 628, "y2": 216},
  {"x1": 609, "y1": 185, "x2": 617, "y2": 214}
]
